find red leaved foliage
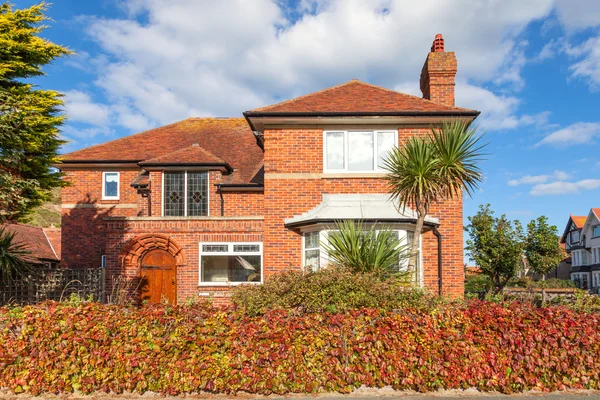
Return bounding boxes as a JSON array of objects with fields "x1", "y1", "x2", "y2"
[{"x1": 0, "y1": 300, "x2": 598, "y2": 395}]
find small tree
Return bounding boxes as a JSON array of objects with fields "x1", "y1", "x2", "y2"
[
  {"x1": 384, "y1": 121, "x2": 486, "y2": 281},
  {"x1": 525, "y1": 216, "x2": 566, "y2": 281},
  {"x1": 323, "y1": 220, "x2": 410, "y2": 281},
  {"x1": 0, "y1": 2, "x2": 72, "y2": 222},
  {"x1": 465, "y1": 204, "x2": 524, "y2": 294}
]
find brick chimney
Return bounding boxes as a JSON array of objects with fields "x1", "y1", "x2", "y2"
[{"x1": 420, "y1": 34, "x2": 457, "y2": 107}]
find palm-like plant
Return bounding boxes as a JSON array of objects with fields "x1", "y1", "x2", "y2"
[
  {"x1": 323, "y1": 220, "x2": 410, "y2": 280},
  {"x1": 383, "y1": 120, "x2": 486, "y2": 281},
  {"x1": 0, "y1": 226, "x2": 33, "y2": 281}
]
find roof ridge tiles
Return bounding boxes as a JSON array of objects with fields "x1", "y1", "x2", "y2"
[{"x1": 250, "y1": 79, "x2": 475, "y2": 113}]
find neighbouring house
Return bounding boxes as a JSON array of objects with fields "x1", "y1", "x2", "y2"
[
  {"x1": 561, "y1": 210, "x2": 600, "y2": 291},
  {"x1": 1, "y1": 224, "x2": 61, "y2": 268},
  {"x1": 58, "y1": 34, "x2": 478, "y2": 304}
]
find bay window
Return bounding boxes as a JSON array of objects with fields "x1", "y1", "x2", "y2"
[
  {"x1": 302, "y1": 228, "x2": 414, "y2": 272},
  {"x1": 199, "y1": 243, "x2": 262, "y2": 284},
  {"x1": 163, "y1": 171, "x2": 208, "y2": 217},
  {"x1": 303, "y1": 231, "x2": 321, "y2": 271},
  {"x1": 324, "y1": 130, "x2": 397, "y2": 172}
]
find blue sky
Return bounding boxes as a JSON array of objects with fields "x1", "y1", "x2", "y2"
[{"x1": 15, "y1": 0, "x2": 600, "y2": 234}]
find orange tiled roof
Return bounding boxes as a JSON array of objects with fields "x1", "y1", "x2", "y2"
[
  {"x1": 571, "y1": 214, "x2": 587, "y2": 229},
  {"x1": 139, "y1": 144, "x2": 229, "y2": 168},
  {"x1": 592, "y1": 208, "x2": 600, "y2": 219},
  {"x1": 1, "y1": 224, "x2": 60, "y2": 262},
  {"x1": 61, "y1": 118, "x2": 263, "y2": 185},
  {"x1": 248, "y1": 80, "x2": 479, "y2": 114},
  {"x1": 43, "y1": 228, "x2": 61, "y2": 260}
]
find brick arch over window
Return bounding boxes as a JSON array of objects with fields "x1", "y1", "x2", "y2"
[{"x1": 120, "y1": 234, "x2": 185, "y2": 271}]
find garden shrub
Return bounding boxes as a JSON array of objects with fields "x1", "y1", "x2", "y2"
[
  {"x1": 230, "y1": 268, "x2": 438, "y2": 316},
  {"x1": 322, "y1": 220, "x2": 410, "y2": 279},
  {"x1": 0, "y1": 300, "x2": 600, "y2": 395},
  {"x1": 509, "y1": 277, "x2": 575, "y2": 289},
  {"x1": 464, "y1": 273, "x2": 490, "y2": 293}
]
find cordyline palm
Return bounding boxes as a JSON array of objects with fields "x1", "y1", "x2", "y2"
[
  {"x1": 0, "y1": 226, "x2": 33, "y2": 282},
  {"x1": 383, "y1": 120, "x2": 486, "y2": 281}
]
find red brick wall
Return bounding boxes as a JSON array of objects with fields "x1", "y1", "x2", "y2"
[
  {"x1": 262, "y1": 127, "x2": 464, "y2": 298},
  {"x1": 61, "y1": 167, "x2": 264, "y2": 270},
  {"x1": 61, "y1": 168, "x2": 141, "y2": 268},
  {"x1": 104, "y1": 218, "x2": 263, "y2": 303}
]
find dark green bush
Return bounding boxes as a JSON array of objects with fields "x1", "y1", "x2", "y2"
[
  {"x1": 231, "y1": 268, "x2": 441, "y2": 316},
  {"x1": 464, "y1": 273, "x2": 490, "y2": 293}
]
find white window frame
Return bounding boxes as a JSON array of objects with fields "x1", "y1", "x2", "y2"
[
  {"x1": 593, "y1": 225, "x2": 600, "y2": 238},
  {"x1": 102, "y1": 172, "x2": 120, "y2": 200},
  {"x1": 302, "y1": 230, "x2": 322, "y2": 272},
  {"x1": 323, "y1": 130, "x2": 398, "y2": 173},
  {"x1": 593, "y1": 271, "x2": 600, "y2": 288},
  {"x1": 198, "y1": 242, "x2": 262, "y2": 286},
  {"x1": 593, "y1": 247, "x2": 600, "y2": 265},
  {"x1": 161, "y1": 171, "x2": 210, "y2": 217}
]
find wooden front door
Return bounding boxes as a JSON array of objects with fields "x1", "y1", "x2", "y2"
[{"x1": 140, "y1": 249, "x2": 177, "y2": 304}]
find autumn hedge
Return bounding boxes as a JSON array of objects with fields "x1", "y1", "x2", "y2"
[{"x1": 0, "y1": 300, "x2": 599, "y2": 395}]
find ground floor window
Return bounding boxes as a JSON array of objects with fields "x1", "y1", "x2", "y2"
[
  {"x1": 592, "y1": 271, "x2": 600, "y2": 289},
  {"x1": 199, "y1": 242, "x2": 262, "y2": 284},
  {"x1": 302, "y1": 227, "x2": 415, "y2": 273},
  {"x1": 571, "y1": 272, "x2": 589, "y2": 289}
]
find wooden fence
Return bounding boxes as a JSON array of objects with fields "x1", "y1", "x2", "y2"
[{"x1": 0, "y1": 268, "x2": 105, "y2": 306}]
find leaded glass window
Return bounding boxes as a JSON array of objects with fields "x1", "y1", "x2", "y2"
[
  {"x1": 187, "y1": 172, "x2": 208, "y2": 216},
  {"x1": 163, "y1": 171, "x2": 208, "y2": 217}
]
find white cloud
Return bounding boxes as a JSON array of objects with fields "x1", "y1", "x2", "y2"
[
  {"x1": 536, "y1": 122, "x2": 600, "y2": 147},
  {"x1": 69, "y1": 0, "x2": 556, "y2": 131},
  {"x1": 530, "y1": 179, "x2": 600, "y2": 196},
  {"x1": 63, "y1": 90, "x2": 112, "y2": 126},
  {"x1": 553, "y1": 0, "x2": 600, "y2": 32},
  {"x1": 454, "y1": 82, "x2": 550, "y2": 130},
  {"x1": 566, "y1": 35, "x2": 600, "y2": 89},
  {"x1": 61, "y1": 125, "x2": 115, "y2": 140},
  {"x1": 508, "y1": 170, "x2": 571, "y2": 186}
]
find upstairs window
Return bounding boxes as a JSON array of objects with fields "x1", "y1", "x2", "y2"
[
  {"x1": 324, "y1": 130, "x2": 397, "y2": 173},
  {"x1": 571, "y1": 230, "x2": 580, "y2": 243},
  {"x1": 102, "y1": 172, "x2": 119, "y2": 200},
  {"x1": 593, "y1": 225, "x2": 600, "y2": 238},
  {"x1": 163, "y1": 171, "x2": 208, "y2": 217}
]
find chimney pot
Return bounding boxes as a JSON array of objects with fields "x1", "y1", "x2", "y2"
[{"x1": 431, "y1": 33, "x2": 444, "y2": 52}]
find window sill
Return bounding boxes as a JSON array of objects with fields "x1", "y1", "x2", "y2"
[
  {"x1": 321, "y1": 172, "x2": 387, "y2": 179},
  {"x1": 198, "y1": 282, "x2": 261, "y2": 286}
]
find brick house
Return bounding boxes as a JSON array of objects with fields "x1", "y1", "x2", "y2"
[{"x1": 59, "y1": 34, "x2": 479, "y2": 304}]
